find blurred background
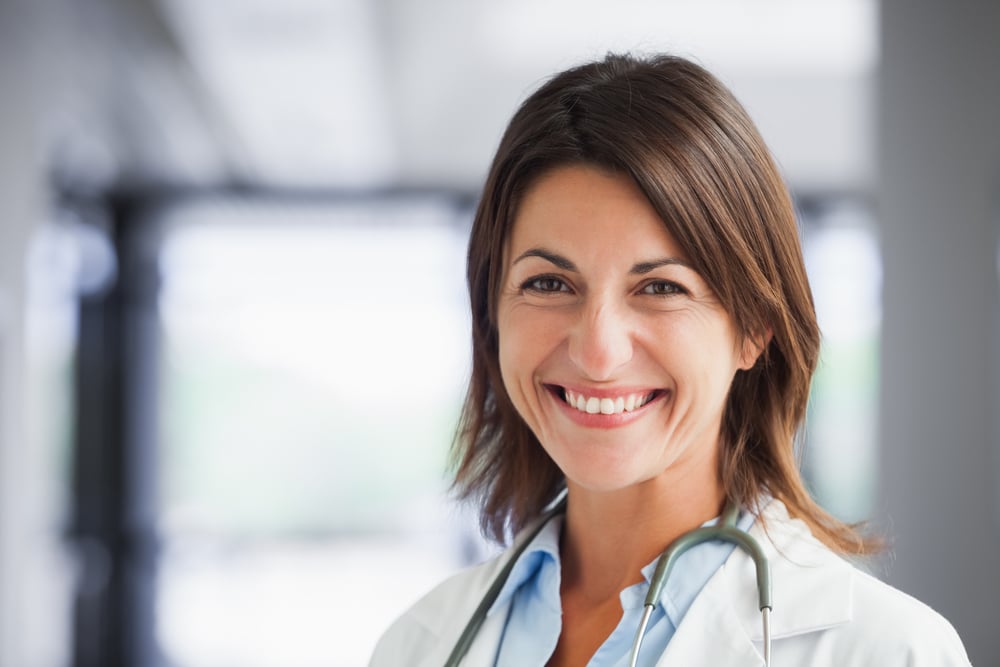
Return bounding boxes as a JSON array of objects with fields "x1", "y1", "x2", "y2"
[{"x1": 0, "y1": 0, "x2": 997, "y2": 665}]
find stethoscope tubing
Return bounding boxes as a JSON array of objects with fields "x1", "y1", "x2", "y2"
[
  {"x1": 627, "y1": 502, "x2": 772, "y2": 666},
  {"x1": 443, "y1": 500, "x2": 565, "y2": 667}
]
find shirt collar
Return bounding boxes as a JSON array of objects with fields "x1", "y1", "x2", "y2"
[
  {"x1": 487, "y1": 513, "x2": 564, "y2": 616},
  {"x1": 486, "y1": 506, "x2": 757, "y2": 622}
]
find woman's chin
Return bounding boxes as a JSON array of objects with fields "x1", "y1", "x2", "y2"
[{"x1": 556, "y1": 456, "x2": 651, "y2": 495}]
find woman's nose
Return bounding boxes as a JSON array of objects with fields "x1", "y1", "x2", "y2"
[{"x1": 567, "y1": 300, "x2": 634, "y2": 381}]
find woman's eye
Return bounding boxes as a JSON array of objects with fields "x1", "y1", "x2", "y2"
[
  {"x1": 641, "y1": 280, "x2": 685, "y2": 296},
  {"x1": 523, "y1": 276, "x2": 570, "y2": 293}
]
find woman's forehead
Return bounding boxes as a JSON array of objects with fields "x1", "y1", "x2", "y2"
[{"x1": 505, "y1": 164, "x2": 691, "y2": 269}]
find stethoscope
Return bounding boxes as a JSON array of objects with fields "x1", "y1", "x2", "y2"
[{"x1": 443, "y1": 497, "x2": 773, "y2": 667}]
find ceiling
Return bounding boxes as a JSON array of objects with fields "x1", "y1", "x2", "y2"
[{"x1": 59, "y1": 0, "x2": 878, "y2": 194}]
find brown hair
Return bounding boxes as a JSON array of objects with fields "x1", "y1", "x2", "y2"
[{"x1": 452, "y1": 53, "x2": 870, "y2": 553}]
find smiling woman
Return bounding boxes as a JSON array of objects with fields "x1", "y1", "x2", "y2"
[
  {"x1": 369, "y1": 53, "x2": 970, "y2": 667},
  {"x1": 458, "y1": 55, "x2": 832, "y2": 553}
]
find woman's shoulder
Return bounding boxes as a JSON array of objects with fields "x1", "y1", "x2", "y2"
[
  {"x1": 840, "y1": 566, "x2": 970, "y2": 664},
  {"x1": 368, "y1": 553, "x2": 505, "y2": 666},
  {"x1": 368, "y1": 508, "x2": 559, "y2": 665},
  {"x1": 758, "y1": 502, "x2": 970, "y2": 665}
]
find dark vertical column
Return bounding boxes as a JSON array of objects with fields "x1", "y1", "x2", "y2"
[
  {"x1": 70, "y1": 193, "x2": 162, "y2": 667},
  {"x1": 878, "y1": 1, "x2": 1000, "y2": 663}
]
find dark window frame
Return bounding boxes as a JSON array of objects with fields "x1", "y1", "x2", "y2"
[{"x1": 65, "y1": 183, "x2": 474, "y2": 667}]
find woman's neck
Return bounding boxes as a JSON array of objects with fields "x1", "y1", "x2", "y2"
[{"x1": 558, "y1": 467, "x2": 725, "y2": 603}]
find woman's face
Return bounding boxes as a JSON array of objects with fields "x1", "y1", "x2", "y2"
[{"x1": 497, "y1": 164, "x2": 762, "y2": 494}]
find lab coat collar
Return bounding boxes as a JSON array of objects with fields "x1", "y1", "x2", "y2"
[
  {"x1": 656, "y1": 499, "x2": 855, "y2": 665},
  {"x1": 415, "y1": 499, "x2": 855, "y2": 667}
]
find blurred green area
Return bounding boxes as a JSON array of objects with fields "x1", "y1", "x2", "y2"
[
  {"x1": 805, "y1": 335, "x2": 880, "y2": 523},
  {"x1": 159, "y1": 339, "x2": 459, "y2": 538}
]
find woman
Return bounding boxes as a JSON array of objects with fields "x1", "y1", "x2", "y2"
[{"x1": 370, "y1": 53, "x2": 969, "y2": 666}]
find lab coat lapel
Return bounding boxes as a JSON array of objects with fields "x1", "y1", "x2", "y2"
[
  {"x1": 462, "y1": 600, "x2": 509, "y2": 666},
  {"x1": 654, "y1": 566, "x2": 765, "y2": 666},
  {"x1": 414, "y1": 584, "x2": 510, "y2": 667},
  {"x1": 414, "y1": 511, "x2": 547, "y2": 667},
  {"x1": 742, "y1": 502, "x2": 854, "y2": 642}
]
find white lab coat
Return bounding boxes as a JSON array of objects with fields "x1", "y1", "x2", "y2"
[{"x1": 369, "y1": 500, "x2": 970, "y2": 666}]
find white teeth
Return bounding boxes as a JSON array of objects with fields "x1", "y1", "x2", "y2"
[{"x1": 563, "y1": 389, "x2": 655, "y2": 415}]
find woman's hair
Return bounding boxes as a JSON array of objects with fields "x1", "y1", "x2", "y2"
[{"x1": 451, "y1": 52, "x2": 868, "y2": 553}]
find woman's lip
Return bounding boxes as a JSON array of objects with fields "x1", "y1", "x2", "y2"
[
  {"x1": 545, "y1": 383, "x2": 662, "y2": 399},
  {"x1": 544, "y1": 384, "x2": 667, "y2": 428}
]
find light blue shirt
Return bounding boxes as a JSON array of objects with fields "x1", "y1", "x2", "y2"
[{"x1": 491, "y1": 509, "x2": 755, "y2": 667}]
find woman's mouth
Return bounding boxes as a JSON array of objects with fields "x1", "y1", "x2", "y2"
[{"x1": 552, "y1": 386, "x2": 662, "y2": 415}]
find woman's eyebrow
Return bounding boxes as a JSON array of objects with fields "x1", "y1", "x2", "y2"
[
  {"x1": 512, "y1": 250, "x2": 691, "y2": 274},
  {"x1": 630, "y1": 257, "x2": 691, "y2": 274},
  {"x1": 511, "y1": 247, "x2": 577, "y2": 271}
]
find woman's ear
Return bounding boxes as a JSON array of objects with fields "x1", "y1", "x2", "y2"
[{"x1": 738, "y1": 328, "x2": 773, "y2": 370}]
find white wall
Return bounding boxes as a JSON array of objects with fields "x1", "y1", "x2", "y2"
[
  {"x1": 1, "y1": 0, "x2": 46, "y2": 662},
  {"x1": 878, "y1": 1, "x2": 1000, "y2": 663},
  {"x1": 0, "y1": 1, "x2": 90, "y2": 664}
]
